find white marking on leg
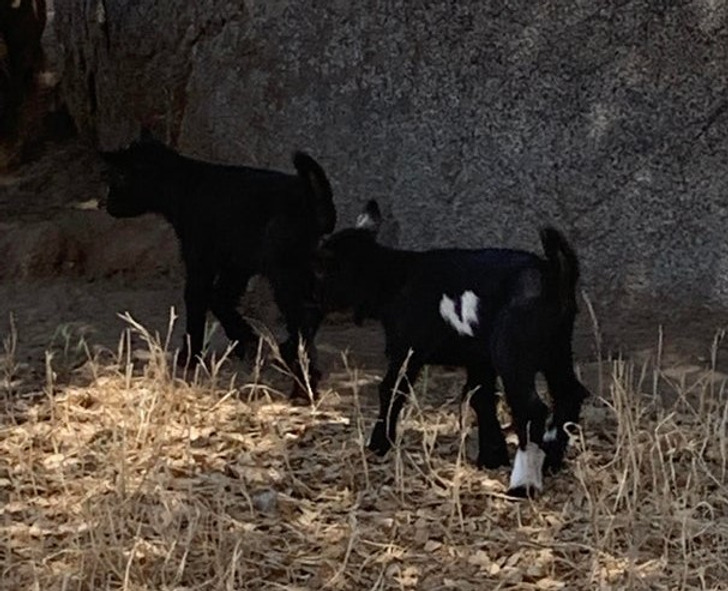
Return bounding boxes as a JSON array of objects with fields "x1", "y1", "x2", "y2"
[
  {"x1": 439, "y1": 290, "x2": 480, "y2": 336},
  {"x1": 508, "y1": 443, "x2": 546, "y2": 492},
  {"x1": 543, "y1": 427, "x2": 558, "y2": 443}
]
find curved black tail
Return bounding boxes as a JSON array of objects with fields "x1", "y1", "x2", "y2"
[
  {"x1": 540, "y1": 227, "x2": 580, "y2": 313},
  {"x1": 293, "y1": 151, "x2": 336, "y2": 235}
]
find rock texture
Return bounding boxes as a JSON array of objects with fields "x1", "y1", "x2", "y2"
[
  {"x1": 0, "y1": 138, "x2": 179, "y2": 281},
  {"x1": 54, "y1": 1, "x2": 728, "y2": 308}
]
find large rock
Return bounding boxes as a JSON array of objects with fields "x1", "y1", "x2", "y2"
[
  {"x1": 54, "y1": 1, "x2": 728, "y2": 309},
  {"x1": 0, "y1": 213, "x2": 179, "y2": 280}
]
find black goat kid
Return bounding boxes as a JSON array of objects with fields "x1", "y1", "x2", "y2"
[
  {"x1": 101, "y1": 137, "x2": 336, "y2": 396},
  {"x1": 315, "y1": 201, "x2": 589, "y2": 496}
]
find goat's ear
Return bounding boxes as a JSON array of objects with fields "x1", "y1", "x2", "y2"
[{"x1": 355, "y1": 200, "x2": 382, "y2": 232}]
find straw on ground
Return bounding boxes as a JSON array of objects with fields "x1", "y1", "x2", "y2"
[{"x1": 1, "y1": 314, "x2": 727, "y2": 590}]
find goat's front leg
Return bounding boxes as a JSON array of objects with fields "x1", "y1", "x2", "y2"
[
  {"x1": 464, "y1": 365, "x2": 510, "y2": 469},
  {"x1": 368, "y1": 357, "x2": 423, "y2": 456},
  {"x1": 501, "y1": 375, "x2": 549, "y2": 498},
  {"x1": 492, "y1": 309, "x2": 551, "y2": 496},
  {"x1": 279, "y1": 301, "x2": 323, "y2": 381},
  {"x1": 179, "y1": 264, "x2": 214, "y2": 367},
  {"x1": 542, "y1": 346, "x2": 590, "y2": 472}
]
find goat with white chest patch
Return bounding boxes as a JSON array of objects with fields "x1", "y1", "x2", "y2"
[{"x1": 314, "y1": 201, "x2": 589, "y2": 497}]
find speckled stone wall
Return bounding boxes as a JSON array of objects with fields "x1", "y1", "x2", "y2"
[{"x1": 55, "y1": 1, "x2": 728, "y2": 308}]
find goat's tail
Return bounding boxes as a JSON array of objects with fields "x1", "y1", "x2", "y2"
[
  {"x1": 540, "y1": 227, "x2": 580, "y2": 313},
  {"x1": 293, "y1": 151, "x2": 337, "y2": 235}
]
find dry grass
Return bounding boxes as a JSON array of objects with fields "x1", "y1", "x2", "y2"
[{"x1": 1, "y1": 313, "x2": 728, "y2": 590}]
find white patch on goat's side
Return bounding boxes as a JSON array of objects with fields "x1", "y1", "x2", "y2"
[
  {"x1": 508, "y1": 443, "x2": 546, "y2": 492},
  {"x1": 439, "y1": 290, "x2": 480, "y2": 336},
  {"x1": 543, "y1": 427, "x2": 558, "y2": 443}
]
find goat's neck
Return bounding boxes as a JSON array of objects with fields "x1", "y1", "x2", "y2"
[
  {"x1": 357, "y1": 245, "x2": 415, "y2": 319},
  {"x1": 157, "y1": 166, "x2": 194, "y2": 227}
]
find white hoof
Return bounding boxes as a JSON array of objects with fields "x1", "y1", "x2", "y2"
[{"x1": 508, "y1": 442, "x2": 546, "y2": 496}]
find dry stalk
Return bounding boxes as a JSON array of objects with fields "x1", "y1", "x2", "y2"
[
  {"x1": 343, "y1": 352, "x2": 371, "y2": 491},
  {"x1": 1, "y1": 312, "x2": 19, "y2": 396}
]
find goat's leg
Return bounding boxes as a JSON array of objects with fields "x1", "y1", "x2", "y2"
[
  {"x1": 279, "y1": 300, "x2": 322, "y2": 373},
  {"x1": 269, "y1": 267, "x2": 323, "y2": 398},
  {"x1": 492, "y1": 313, "x2": 548, "y2": 497},
  {"x1": 209, "y1": 268, "x2": 255, "y2": 359},
  {"x1": 500, "y1": 373, "x2": 549, "y2": 498},
  {"x1": 465, "y1": 365, "x2": 510, "y2": 469},
  {"x1": 542, "y1": 343, "x2": 590, "y2": 472},
  {"x1": 368, "y1": 357, "x2": 423, "y2": 456},
  {"x1": 180, "y1": 265, "x2": 214, "y2": 367}
]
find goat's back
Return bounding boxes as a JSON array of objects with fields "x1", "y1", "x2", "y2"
[
  {"x1": 168, "y1": 157, "x2": 330, "y2": 269},
  {"x1": 401, "y1": 247, "x2": 545, "y2": 301},
  {"x1": 378, "y1": 247, "x2": 562, "y2": 364}
]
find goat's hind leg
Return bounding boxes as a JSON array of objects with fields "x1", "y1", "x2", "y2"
[
  {"x1": 465, "y1": 364, "x2": 510, "y2": 469},
  {"x1": 210, "y1": 268, "x2": 256, "y2": 360},
  {"x1": 542, "y1": 344, "x2": 590, "y2": 472},
  {"x1": 368, "y1": 355, "x2": 424, "y2": 456}
]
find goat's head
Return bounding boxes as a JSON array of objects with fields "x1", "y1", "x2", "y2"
[
  {"x1": 313, "y1": 200, "x2": 383, "y2": 313},
  {"x1": 99, "y1": 133, "x2": 178, "y2": 218}
]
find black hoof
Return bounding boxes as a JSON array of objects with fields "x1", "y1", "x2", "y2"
[
  {"x1": 367, "y1": 441, "x2": 391, "y2": 456},
  {"x1": 177, "y1": 347, "x2": 200, "y2": 369},
  {"x1": 288, "y1": 367, "x2": 321, "y2": 401},
  {"x1": 542, "y1": 440, "x2": 567, "y2": 474},
  {"x1": 230, "y1": 340, "x2": 248, "y2": 360},
  {"x1": 506, "y1": 485, "x2": 539, "y2": 499},
  {"x1": 279, "y1": 339, "x2": 299, "y2": 366},
  {"x1": 543, "y1": 456, "x2": 565, "y2": 475},
  {"x1": 367, "y1": 423, "x2": 392, "y2": 456},
  {"x1": 477, "y1": 448, "x2": 511, "y2": 470},
  {"x1": 289, "y1": 382, "x2": 315, "y2": 402}
]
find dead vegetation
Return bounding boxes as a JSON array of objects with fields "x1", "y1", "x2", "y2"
[{"x1": 1, "y1": 313, "x2": 727, "y2": 590}]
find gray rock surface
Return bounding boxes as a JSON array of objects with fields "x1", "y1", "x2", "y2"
[{"x1": 54, "y1": 0, "x2": 728, "y2": 309}]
